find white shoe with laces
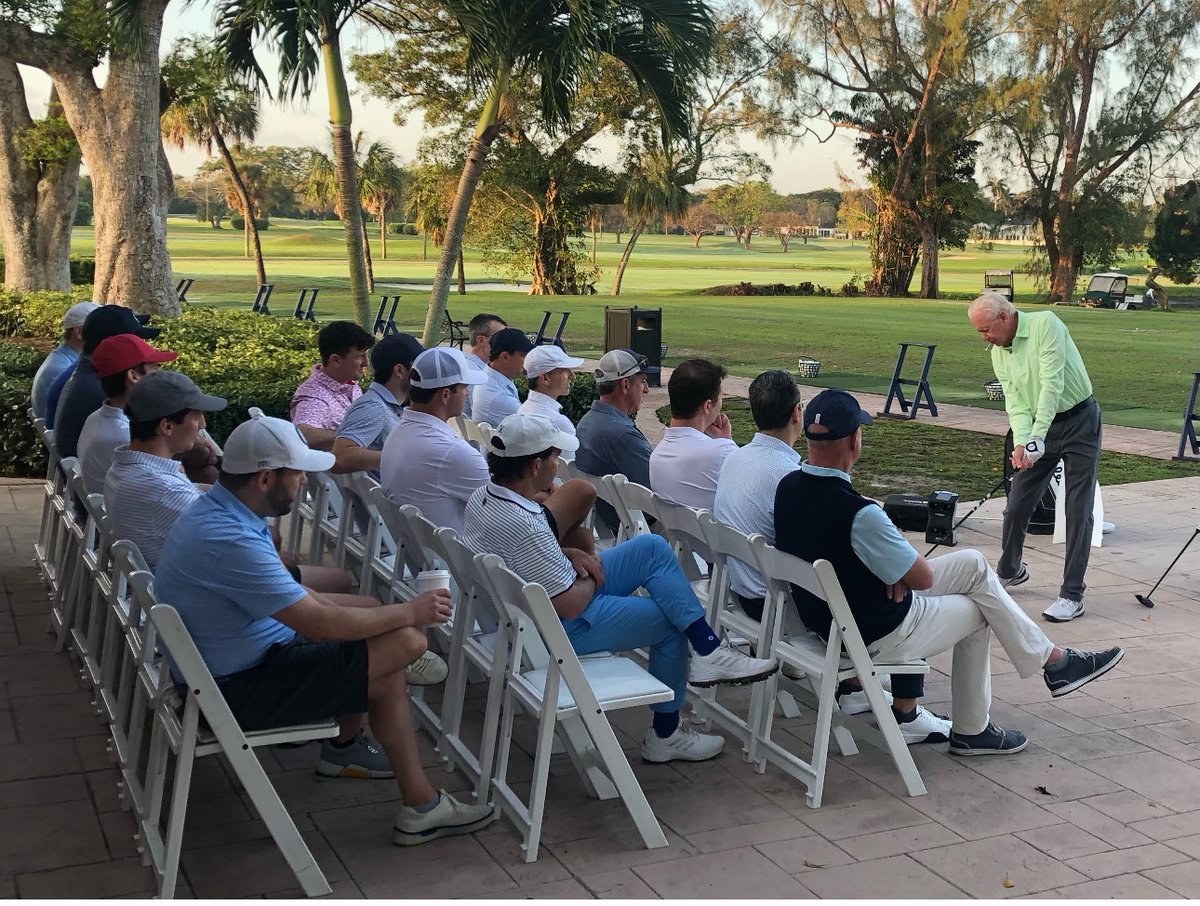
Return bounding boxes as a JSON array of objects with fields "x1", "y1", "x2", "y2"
[
  {"x1": 838, "y1": 688, "x2": 894, "y2": 716},
  {"x1": 406, "y1": 649, "x2": 448, "y2": 685},
  {"x1": 641, "y1": 723, "x2": 726, "y2": 763},
  {"x1": 896, "y1": 706, "x2": 952, "y2": 744},
  {"x1": 1042, "y1": 597, "x2": 1085, "y2": 623},
  {"x1": 688, "y1": 640, "x2": 778, "y2": 688}
]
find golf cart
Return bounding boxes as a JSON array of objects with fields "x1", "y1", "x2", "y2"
[
  {"x1": 982, "y1": 270, "x2": 1014, "y2": 303},
  {"x1": 1080, "y1": 272, "x2": 1129, "y2": 308}
]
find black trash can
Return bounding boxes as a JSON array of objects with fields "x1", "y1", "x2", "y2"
[{"x1": 604, "y1": 306, "x2": 662, "y2": 387}]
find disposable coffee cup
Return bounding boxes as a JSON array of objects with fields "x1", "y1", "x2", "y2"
[{"x1": 415, "y1": 569, "x2": 452, "y2": 594}]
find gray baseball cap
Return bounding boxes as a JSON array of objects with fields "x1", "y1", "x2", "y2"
[{"x1": 126, "y1": 370, "x2": 227, "y2": 422}]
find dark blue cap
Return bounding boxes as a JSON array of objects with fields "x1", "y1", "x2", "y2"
[
  {"x1": 490, "y1": 327, "x2": 535, "y2": 358},
  {"x1": 803, "y1": 388, "x2": 873, "y2": 440}
]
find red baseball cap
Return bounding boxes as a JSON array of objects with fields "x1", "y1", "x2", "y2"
[{"x1": 92, "y1": 334, "x2": 178, "y2": 378}]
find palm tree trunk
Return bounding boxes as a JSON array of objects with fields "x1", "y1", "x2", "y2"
[
  {"x1": 322, "y1": 34, "x2": 371, "y2": 327},
  {"x1": 380, "y1": 204, "x2": 387, "y2": 260},
  {"x1": 360, "y1": 212, "x2": 375, "y2": 293},
  {"x1": 422, "y1": 65, "x2": 510, "y2": 346},
  {"x1": 214, "y1": 132, "x2": 267, "y2": 286},
  {"x1": 457, "y1": 249, "x2": 466, "y2": 295},
  {"x1": 610, "y1": 217, "x2": 646, "y2": 296},
  {"x1": 421, "y1": 231, "x2": 427, "y2": 261}
]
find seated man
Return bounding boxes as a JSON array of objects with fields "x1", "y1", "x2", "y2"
[
  {"x1": 32, "y1": 301, "x2": 99, "y2": 420},
  {"x1": 332, "y1": 332, "x2": 423, "y2": 477},
  {"x1": 575, "y1": 349, "x2": 658, "y2": 533},
  {"x1": 462, "y1": 413, "x2": 779, "y2": 763},
  {"x1": 154, "y1": 409, "x2": 494, "y2": 845},
  {"x1": 650, "y1": 358, "x2": 736, "y2": 511},
  {"x1": 103, "y1": 370, "x2": 227, "y2": 570},
  {"x1": 471, "y1": 327, "x2": 533, "y2": 427},
  {"x1": 78, "y1": 334, "x2": 177, "y2": 495},
  {"x1": 462, "y1": 313, "x2": 506, "y2": 419},
  {"x1": 774, "y1": 389, "x2": 1124, "y2": 756},
  {"x1": 517, "y1": 344, "x2": 584, "y2": 461},
  {"x1": 291, "y1": 321, "x2": 374, "y2": 451}
]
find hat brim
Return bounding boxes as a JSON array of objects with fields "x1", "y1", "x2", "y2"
[
  {"x1": 459, "y1": 369, "x2": 488, "y2": 386},
  {"x1": 193, "y1": 392, "x2": 228, "y2": 412},
  {"x1": 294, "y1": 449, "x2": 336, "y2": 472},
  {"x1": 137, "y1": 326, "x2": 162, "y2": 340},
  {"x1": 553, "y1": 430, "x2": 580, "y2": 453}
]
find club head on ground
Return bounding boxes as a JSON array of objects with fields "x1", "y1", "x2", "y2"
[{"x1": 1135, "y1": 593, "x2": 1155, "y2": 608}]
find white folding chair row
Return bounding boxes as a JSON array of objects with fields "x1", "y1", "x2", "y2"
[
  {"x1": 367, "y1": 486, "x2": 424, "y2": 603},
  {"x1": 474, "y1": 553, "x2": 671, "y2": 862},
  {"x1": 452, "y1": 415, "x2": 491, "y2": 453},
  {"x1": 68, "y1": 489, "x2": 117, "y2": 695},
  {"x1": 559, "y1": 462, "x2": 618, "y2": 550},
  {"x1": 46, "y1": 460, "x2": 84, "y2": 651},
  {"x1": 607, "y1": 473, "x2": 655, "y2": 542},
  {"x1": 748, "y1": 540, "x2": 929, "y2": 807},
  {"x1": 31, "y1": 413, "x2": 67, "y2": 591}
]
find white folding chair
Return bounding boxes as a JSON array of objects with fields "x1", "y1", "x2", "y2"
[
  {"x1": 607, "y1": 474, "x2": 655, "y2": 542},
  {"x1": 366, "y1": 486, "x2": 421, "y2": 601},
  {"x1": 305, "y1": 471, "x2": 343, "y2": 565},
  {"x1": 69, "y1": 490, "x2": 112, "y2": 691},
  {"x1": 650, "y1": 495, "x2": 712, "y2": 591},
  {"x1": 48, "y1": 462, "x2": 84, "y2": 652},
  {"x1": 330, "y1": 471, "x2": 374, "y2": 577},
  {"x1": 565, "y1": 464, "x2": 619, "y2": 550},
  {"x1": 143, "y1": 595, "x2": 337, "y2": 898},
  {"x1": 347, "y1": 472, "x2": 393, "y2": 598},
  {"x1": 475, "y1": 554, "x2": 672, "y2": 863},
  {"x1": 748, "y1": 540, "x2": 929, "y2": 807},
  {"x1": 33, "y1": 419, "x2": 66, "y2": 590}
]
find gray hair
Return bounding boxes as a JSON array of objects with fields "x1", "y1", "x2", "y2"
[{"x1": 968, "y1": 292, "x2": 1015, "y2": 321}]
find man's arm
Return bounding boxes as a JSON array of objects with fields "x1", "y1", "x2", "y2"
[
  {"x1": 332, "y1": 436, "x2": 382, "y2": 474},
  {"x1": 273, "y1": 588, "x2": 452, "y2": 641},
  {"x1": 550, "y1": 577, "x2": 596, "y2": 620},
  {"x1": 1030, "y1": 315, "x2": 1068, "y2": 443},
  {"x1": 614, "y1": 422, "x2": 653, "y2": 487},
  {"x1": 297, "y1": 424, "x2": 336, "y2": 451},
  {"x1": 850, "y1": 505, "x2": 932, "y2": 598},
  {"x1": 291, "y1": 394, "x2": 338, "y2": 450}
]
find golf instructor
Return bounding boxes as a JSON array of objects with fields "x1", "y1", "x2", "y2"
[{"x1": 967, "y1": 293, "x2": 1100, "y2": 623}]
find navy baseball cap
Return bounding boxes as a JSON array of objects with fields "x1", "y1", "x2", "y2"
[
  {"x1": 803, "y1": 388, "x2": 873, "y2": 440},
  {"x1": 82, "y1": 304, "x2": 158, "y2": 352},
  {"x1": 371, "y1": 332, "x2": 423, "y2": 376},
  {"x1": 489, "y1": 327, "x2": 534, "y2": 358}
]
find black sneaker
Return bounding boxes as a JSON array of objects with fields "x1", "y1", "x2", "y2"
[
  {"x1": 947, "y1": 722, "x2": 1028, "y2": 756},
  {"x1": 1043, "y1": 646, "x2": 1124, "y2": 698},
  {"x1": 1000, "y1": 563, "x2": 1029, "y2": 588}
]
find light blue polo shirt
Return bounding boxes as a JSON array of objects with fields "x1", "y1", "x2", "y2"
[
  {"x1": 154, "y1": 482, "x2": 303, "y2": 677},
  {"x1": 336, "y1": 382, "x2": 404, "y2": 452},
  {"x1": 471, "y1": 365, "x2": 520, "y2": 427},
  {"x1": 31, "y1": 345, "x2": 79, "y2": 420}
]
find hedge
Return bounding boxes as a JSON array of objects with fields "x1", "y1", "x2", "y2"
[
  {"x1": 0, "y1": 258, "x2": 96, "y2": 285},
  {"x1": 229, "y1": 215, "x2": 271, "y2": 231},
  {"x1": 0, "y1": 290, "x2": 599, "y2": 477}
]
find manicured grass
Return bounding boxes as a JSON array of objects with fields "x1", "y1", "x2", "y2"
[
  {"x1": 72, "y1": 217, "x2": 1200, "y2": 433},
  {"x1": 661, "y1": 398, "x2": 1199, "y2": 500}
]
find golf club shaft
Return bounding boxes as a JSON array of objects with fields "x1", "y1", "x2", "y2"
[
  {"x1": 925, "y1": 475, "x2": 1009, "y2": 557},
  {"x1": 1142, "y1": 528, "x2": 1199, "y2": 598}
]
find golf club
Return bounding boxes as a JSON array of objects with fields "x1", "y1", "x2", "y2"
[
  {"x1": 1135, "y1": 526, "x2": 1199, "y2": 608},
  {"x1": 925, "y1": 475, "x2": 1008, "y2": 557}
]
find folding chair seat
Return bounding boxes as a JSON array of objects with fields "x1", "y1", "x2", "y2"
[
  {"x1": 141, "y1": 590, "x2": 337, "y2": 898},
  {"x1": 747, "y1": 540, "x2": 929, "y2": 807},
  {"x1": 475, "y1": 553, "x2": 672, "y2": 862}
]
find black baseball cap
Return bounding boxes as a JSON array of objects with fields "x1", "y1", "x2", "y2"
[
  {"x1": 371, "y1": 332, "x2": 424, "y2": 377},
  {"x1": 83, "y1": 304, "x2": 159, "y2": 353},
  {"x1": 490, "y1": 327, "x2": 535, "y2": 358},
  {"x1": 803, "y1": 388, "x2": 873, "y2": 440}
]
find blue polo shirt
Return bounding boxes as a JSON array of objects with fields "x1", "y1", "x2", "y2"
[
  {"x1": 575, "y1": 399, "x2": 653, "y2": 532},
  {"x1": 471, "y1": 365, "x2": 520, "y2": 427},
  {"x1": 32, "y1": 345, "x2": 79, "y2": 420},
  {"x1": 154, "y1": 482, "x2": 304, "y2": 678},
  {"x1": 336, "y1": 382, "x2": 404, "y2": 452},
  {"x1": 51, "y1": 356, "x2": 105, "y2": 458}
]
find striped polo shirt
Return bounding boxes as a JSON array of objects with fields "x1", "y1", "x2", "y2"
[{"x1": 104, "y1": 446, "x2": 201, "y2": 570}]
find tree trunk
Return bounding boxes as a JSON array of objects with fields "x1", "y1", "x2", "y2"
[
  {"x1": 323, "y1": 34, "x2": 371, "y2": 327},
  {"x1": 0, "y1": 61, "x2": 45, "y2": 290},
  {"x1": 360, "y1": 212, "x2": 375, "y2": 293},
  {"x1": 1049, "y1": 245, "x2": 1079, "y2": 304},
  {"x1": 456, "y1": 249, "x2": 466, "y2": 294},
  {"x1": 869, "y1": 199, "x2": 919, "y2": 297},
  {"x1": 214, "y1": 131, "x2": 266, "y2": 286},
  {"x1": 421, "y1": 232, "x2": 427, "y2": 261},
  {"x1": 35, "y1": 108, "x2": 79, "y2": 292},
  {"x1": 591, "y1": 219, "x2": 597, "y2": 264},
  {"x1": 691, "y1": 232, "x2": 702, "y2": 248},
  {"x1": 610, "y1": 218, "x2": 646, "y2": 296},
  {"x1": 918, "y1": 224, "x2": 939, "y2": 299},
  {"x1": 380, "y1": 204, "x2": 387, "y2": 260}
]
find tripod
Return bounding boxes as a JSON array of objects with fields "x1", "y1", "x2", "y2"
[{"x1": 1135, "y1": 525, "x2": 1199, "y2": 608}]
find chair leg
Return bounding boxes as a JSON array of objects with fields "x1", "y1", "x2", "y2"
[
  {"x1": 776, "y1": 690, "x2": 802, "y2": 719},
  {"x1": 861, "y1": 678, "x2": 927, "y2": 798},
  {"x1": 523, "y1": 699, "x2": 560, "y2": 863},
  {"x1": 577, "y1": 708, "x2": 668, "y2": 852},
  {"x1": 805, "y1": 668, "x2": 842, "y2": 809},
  {"x1": 158, "y1": 704, "x2": 200, "y2": 899},
  {"x1": 557, "y1": 716, "x2": 618, "y2": 800}
]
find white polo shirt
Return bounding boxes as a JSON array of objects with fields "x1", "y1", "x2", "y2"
[
  {"x1": 104, "y1": 446, "x2": 200, "y2": 571},
  {"x1": 649, "y1": 426, "x2": 737, "y2": 511},
  {"x1": 379, "y1": 408, "x2": 489, "y2": 533},
  {"x1": 78, "y1": 402, "x2": 130, "y2": 496},
  {"x1": 517, "y1": 391, "x2": 576, "y2": 461}
]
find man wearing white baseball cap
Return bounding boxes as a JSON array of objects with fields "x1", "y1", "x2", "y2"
[
  {"x1": 30, "y1": 301, "x2": 100, "y2": 419},
  {"x1": 463, "y1": 414, "x2": 779, "y2": 764},
  {"x1": 156, "y1": 408, "x2": 495, "y2": 846},
  {"x1": 518, "y1": 344, "x2": 584, "y2": 461}
]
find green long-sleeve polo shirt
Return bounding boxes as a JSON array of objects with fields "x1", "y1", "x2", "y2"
[{"x1": 990, "y1": 310, "x2": 1093, "y2": 447}]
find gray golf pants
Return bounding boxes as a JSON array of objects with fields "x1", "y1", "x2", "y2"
[{"x1": 999, "y1": 399, "x2": 1102, "y2": 603}]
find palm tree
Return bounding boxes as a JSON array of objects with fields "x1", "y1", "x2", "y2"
[
  {"x1": 406, "y1": 162, "x2": 456, "y2": 262},
  {"x1": 161, "y1": 36, "x2": 267, "y2": 285},
  {"x1": 419, "y1": 0, "x2": 715, "y2": 346},
  {"x1": 216, "y1": 0, "x2": 380, "y2": 326},
  {"x1": 611, "y1": 147, "x2": 690, "y2": 295},
  {"x1": 359, "y1": 140, "x2": 405, "y2": 260}
]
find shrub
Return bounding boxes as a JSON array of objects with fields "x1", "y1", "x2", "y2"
[
  {"x1": 0, "y1": 288, "x2": 91, "y2": 340},
  {"x1": 404, "y1": 223, "x2": 418, "y2": 236},
  {"x1": 389, "y1": 222, "x2": 412, "y2": 235},
  {"x1": 0, "y1": 341, "x2": 49, "y2": 476},
  {"x1": 229, "y1": 216, "x2": 271, "y2": 231}
]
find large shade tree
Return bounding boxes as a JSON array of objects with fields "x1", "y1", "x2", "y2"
[
  {"x1": 161, "y1": 36, "x2": 266, "y2": 285},
  {"x1": 216, "y1": 0, "x2": 385, "y2": 326}
]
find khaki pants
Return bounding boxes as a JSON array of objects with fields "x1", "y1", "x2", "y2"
[{"x1": 868, "y1": 549, "x2": 1054, "y2": 735}]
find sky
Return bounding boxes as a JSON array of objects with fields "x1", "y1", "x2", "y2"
[{"x1": 15, "y1": 4, "x2": 865, "y2": 195}]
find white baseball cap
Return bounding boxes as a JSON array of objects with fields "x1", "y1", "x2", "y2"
[
  {"x1": 221, "y1": 407, "x2": 336, "y2": 474},
  {"x1": 488, "y1": 413, "x2": 580, "y2": 457},
  {"x1": 523, "y1": 345, "x2": 584, "y2": 378},
  {"x1": 410, "y1": 347, "x2": 489, "y2": 389},
  {"x1": 62, "y1": 301, "x2": 101, "y2": 330}
]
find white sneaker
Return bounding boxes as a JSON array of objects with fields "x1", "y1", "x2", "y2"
[
  {"x1": 406, "y1": 649, "x2": 448, "y2": 686},
  {"x1": 838, "y1": 687, "x2": 894, "y2": 716},
  {"x1": 896, "y1": 706, "x2": 952, "y2": 744},
  {"x1": 641, "y1": 722, "x2": 726, "y2": 763},
  {"x1": 688, "y1": 640, "x2": 778, "y2": 688},
  {"x1": 1042, "y1": 597, "x2": 1085, "y2": 623},
  {"x1": 393, "y1": 790, "x2": 495, "y2": 846}
]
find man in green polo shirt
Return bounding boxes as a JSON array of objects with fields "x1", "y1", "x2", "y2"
[{"x1": 968, "y1": 293, "x2": 1100, "y2": 623}]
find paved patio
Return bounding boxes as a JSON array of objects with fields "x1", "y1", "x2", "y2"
[{"x1": 2, "y1": 472, "x2": 1199, "y2": 899}]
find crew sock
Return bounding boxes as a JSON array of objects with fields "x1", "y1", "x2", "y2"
[
  {"x1": 653, "y1": 710, "x2": 681, "y2": 739},
  {"x1": 685, "y1": 619, "x2": 720, "y2": 656}
]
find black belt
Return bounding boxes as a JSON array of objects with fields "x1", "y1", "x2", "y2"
[{"x1": 1053, "y1": 396, "x2": 1094, "y2": 424}]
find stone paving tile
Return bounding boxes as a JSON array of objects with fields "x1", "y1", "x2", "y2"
[
  {"x1": 753, "y1": 835, "x2": 856, "y2": 873},
  {"x1": 955, "y1": 743, "x2": 1124, "y2": 803},
  {"x1": 0, "y1": 800, "x2": 109, "y2": 874},
  {"x1": 14, "y1": 858, "x2": 156, "y2": 898},
  {"x1": 1130, "y1": 810, "x2": 1200, "y2": 841},
  {"x1": 1013, "y1": 823, "x2": 1114, "y2": 860},
  {"x1": 577, "y1": 867, "x2": 659, "y2": 898},
  {"x1": 893, "y1": 763, "x2": 1062, "y2": 841},
  {"x1": 799, "y1": 854, "x2": 966, "y2": 898},
  {"x1": 683, "y1": 816, "x2": 813, "y2": 854},
  {"x1": 1069, "y1": 840, "x2": 1193, "y2": 880},
  {"x1": 634, "y1": 846, "x2": 815, "y2": 898},
  {"x1": 1033, "y1": 730, "x2": 1150, "y2": 761},
  {"x1": 1167, "y1": 835, "x2": 1200, "y2": 860},
  {"x1": 797, "y1": 796, "x2": 931, "y2": 840},
  {"x1": 1085, "y1": 752, "x2": 1200, "y2": 812},
  {"x1": 912, "y1": 834, "x2": 1088, "y2": 898},
  {"x1": 836, "y1": 822, "x2": 965, "y2": 861},
  {"x1": 1041, "y1": 873, "x2": 1184, "y2": 898},
  {"x1": 0, "y1": 773, "x2": 88, "y2": 810},
  {"x1": 180, "y1": 829, "x2": 349, "y2": 898},
  {"x1": 1143, "y1": 860, "x2": 1200, "y2": 897}
]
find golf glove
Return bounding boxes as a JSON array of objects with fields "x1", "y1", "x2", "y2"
[{"x1": 1023, "y1": 437, "x2": 1045, "y2": 465}]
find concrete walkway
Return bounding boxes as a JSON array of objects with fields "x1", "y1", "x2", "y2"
[
  {"x1": 3, "y1": 472, "x2": 1200, "y2": 898},
  {"x1": 578, "y1": 360, "x2": 1185, "y2": 458}
]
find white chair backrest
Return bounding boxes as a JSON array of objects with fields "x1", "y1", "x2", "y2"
[
  {"x1": 607, "y1": 474, "x2": 653, "y2": 539},
  {"x1": 701, "y1": 513, "x2": 763, "y2": 615},
  {"x1": 397, "y1": 505, "x2": 441, "y2": 572},
  {"x1": 457, "y1": 417, "x2": 490, "y2": 453},
  {"x1": 653, "y1": 497, "x2": 714, "y2": 562},
  {"x1": 367, "y1": 486, "x2": 428, "y2": 591},
  {"x1": 754, "y1": 539, "x2": 859, "y2": 651},
  {"x1": 437, "y1": 528, "x2": 501, "y2": 632},
  {"x1": 472, "y1": 552, "x2": 553, "y2": 671}
]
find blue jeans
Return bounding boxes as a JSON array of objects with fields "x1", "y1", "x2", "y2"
[{"x1": 562, "y1": 534, "x2": 705, "y2": 712}]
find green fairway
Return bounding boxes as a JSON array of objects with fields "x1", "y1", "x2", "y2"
[{"x1": 72, "y1": 217, "x2": 1200, "y2": 433}]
